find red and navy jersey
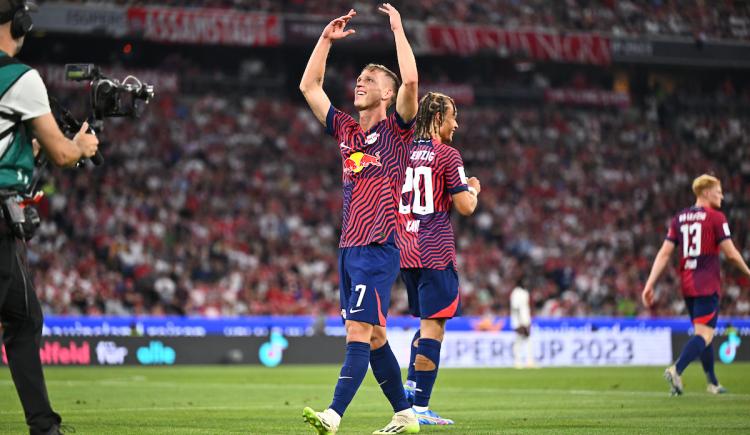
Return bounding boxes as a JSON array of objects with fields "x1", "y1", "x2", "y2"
[
  {"x1": 665, "y1": 206, "x2": 731, "y2": 297},
  {"x1": 397, "y1": 138, "x2": 468, "y2": 269},
  {"x1": 326, "y1": 105, "x2": 414, "y2": 248}
]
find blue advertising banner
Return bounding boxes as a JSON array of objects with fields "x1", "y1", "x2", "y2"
[{"x1": 41, "y1": 316, "x2": 750, "y2": 337}]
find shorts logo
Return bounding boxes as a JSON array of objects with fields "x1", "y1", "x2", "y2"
[
  {"x1": 343, "y1": 152, "x2": 382, "y2": 174},
  {"x1": 350, "y1": 308, "x2": 365, "y2": 314}
]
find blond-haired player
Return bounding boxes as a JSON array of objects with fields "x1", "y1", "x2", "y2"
[
  {"x1": 299, "y1": 4, "x2": 420, "y2": 434},
  {"x1": 642, "y1": 174, "x2": 750, "y2": 395}
]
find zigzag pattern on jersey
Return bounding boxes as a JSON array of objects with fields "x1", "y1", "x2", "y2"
[
  {"x1": 341, "y1": 182, "x2": 354, "y2": 243},
  {"x1": 341, "y1": 177, "x2": 395, "y2": 247},
  {"x1": 397, "y1": 140, "x2": 465, "y2": 268},
  {"x1": 332, "y1": 109, "x2": 362, "y2": 157},
  {"x1": 417, "y1": 212, "x2": 456, "y2": 269},
  {"x1": 335, "y1": 110, "x2": 412, "y2": 248},
  {"x1": 397, "y1": 212, "x2": 422, "y2": 268},
  {"x1": 386, "y1": 114, "x2": 417, "y2": 149},
  {"x1": 441, "y1": 144, "x2": 467, "y2": 193},
  {"x1": 669, "y1": 206, "x2": 728, "y2": 298}
]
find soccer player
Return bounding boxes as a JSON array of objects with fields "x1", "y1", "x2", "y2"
[
  {"x1": 298, "y1": 4, "x2": 419, "y2": 434},
  {"x1": 397, "y1": 92, "x2": 481, "y2": 425},
  {"x1": 510, "y1": 277, "x2": 535, "y2": 369},
  {"x1": 642, "y1": 174, "x2": 750, "y2": 396}
]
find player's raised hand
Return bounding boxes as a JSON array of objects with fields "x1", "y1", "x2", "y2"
[
  {"x1": 322, "y1": 9, "x2": 356, "y2": 41},
  {"x1": 641, "y1": 286, "x2": 654, "y2": 308},
  {"x1": 468, "y1": 177, "x2": 481, "y2": 194},
  {"x1": 378, "y1": 3, "x2": 403, "y2": 32}
]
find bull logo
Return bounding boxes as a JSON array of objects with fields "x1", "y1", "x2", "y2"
[{"x1": 344, "y1": 152, "x2": 382, "y2": 174}]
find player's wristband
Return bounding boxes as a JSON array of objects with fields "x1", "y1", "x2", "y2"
[{"x1": 468, "y1": 186, "x2": 478, "y2": 196}]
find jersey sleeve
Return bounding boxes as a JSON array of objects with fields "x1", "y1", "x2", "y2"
[
  {"x1": 3, "y1": 69, "x2": 51, "y2": 121},
  {"x1": 325, "y1": 105, "x2": 356, "y2": 139},
  {"x1": 712, "y1": 211, "x2": 731, "y2": 244},
  {"x1": 389, "y1": 111, "x2": 415, "y2": 147},
  {"x1": 665, "y1": 216, "x2": 679, "y2": 244},
  {"x1": 445, "y1": 147, "x2": 469, "y2": 195}
]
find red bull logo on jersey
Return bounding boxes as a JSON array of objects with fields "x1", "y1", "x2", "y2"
[{"x1": 344, "y1": 152, "x2": 382, "y2": 174}]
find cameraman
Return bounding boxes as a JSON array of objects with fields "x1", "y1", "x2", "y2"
[{"x1": 0, "y1": 1, "x2": 98, "y2": 434}]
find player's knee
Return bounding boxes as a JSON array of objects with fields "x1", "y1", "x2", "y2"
[
  {"x1": 345, "y1": 321, "x2": 373, "y2": 343},
  {"x1": 694, "y1": 324, "x2": 715, "y2": 345},
  {"x1": 420, "y1": 319, "x2": 446, "y2": 342},
  {"x1": 370, "y1": 331, "x2": 387, "y2": 350},
  {"x1": 699, "y1": 330, "x2": 714, "y2": 345},
  {"x1": 414, "y1": 354, "x2": 437, "y2": 371}
]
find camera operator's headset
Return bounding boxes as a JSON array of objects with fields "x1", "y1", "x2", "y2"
[{"x1": 0, "y1": 0, "x2": 33, "y2": 39}]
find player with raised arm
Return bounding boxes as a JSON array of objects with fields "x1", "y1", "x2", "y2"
[
  {"x1": 298, "y1": 4, "x2": 420, "y2": 434},
  {"x1": 642, "y1": 174, "x2": 750, "y2": 396},
  {"x1": 398, "y1": 92, "x2": 480, "y2": 425}
]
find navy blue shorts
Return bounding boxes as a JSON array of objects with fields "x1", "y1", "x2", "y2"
[
  {"x1": 400, "y1": 264, "x2": 461, "y2": 319},
  {"x1": 685, "y1": 293, "x2": 719, "y2": 328},
  {"x1": 338, "y1": 239, "x2": 400, "y2": 326}
]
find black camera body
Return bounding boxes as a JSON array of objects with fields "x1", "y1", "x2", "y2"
[{"x1": 64, "y1": 64, "x2": 155, "y2": 119}]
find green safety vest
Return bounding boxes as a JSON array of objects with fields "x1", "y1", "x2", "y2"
[{"x1": 0, "y1": 53, "x2": 34, "y2": 192}]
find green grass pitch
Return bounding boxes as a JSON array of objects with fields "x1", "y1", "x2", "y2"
[{"x1": 1, "y1": 364, "x2": 749, "y2": 434}]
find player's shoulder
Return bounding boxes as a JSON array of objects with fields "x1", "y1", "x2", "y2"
[
  {"x1": 442, "y1": 145, "x2": 465, "y2": 168},
  {"x1": 705, "y1": 207, "x2": 726, "y2": 219},
  {"x1": 434, "y1": 141, "x2": 460, "y2": 157},
  {"x1": 328, "y1": 106, "x2": 359, "y2": 137},
  {"x1": 671, "y1": 206, "x2": 695, "y2": 221},
  {"x1": 332, "y1": 106, "x2": 357, "y2": 124},
  {"x1": 389, "y1": 109, "x2": 415, "y2": 130}
]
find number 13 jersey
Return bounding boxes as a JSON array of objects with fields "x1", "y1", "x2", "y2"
[
  {"x1": 397, "y1": 138, "x2": 469, "y2": 270},
  {"x1": 665, "y1": 206, "x2": 731, "y2": 297}
]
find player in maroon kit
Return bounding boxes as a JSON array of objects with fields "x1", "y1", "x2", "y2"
[
  {"x1": 397, "y1": 92, "x2": 481, "y2": 424},
  {"x1": 642, "y1": 174, "x2": 750, "y2": 396},
  {"x1": 299, "y1": 4, "x2": 420, "y2": 434}
]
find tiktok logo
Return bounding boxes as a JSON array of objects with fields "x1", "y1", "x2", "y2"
[
  {"x1": 259, "y1": 332, "x2": 288, "y2": 367},
  {"x1": 719, "y1": 332, "x2": 741, "y2": 364}
]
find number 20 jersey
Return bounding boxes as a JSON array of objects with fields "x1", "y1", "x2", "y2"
[
  {"x1": 665, "y1": 206, "x2": 731, "y2": 297},
  {"x1": 397, "y1": 138, "x2": 469, "y2": 270}
]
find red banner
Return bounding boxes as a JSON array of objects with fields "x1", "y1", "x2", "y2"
[
  {"x1": 421, "y1": 83, "x2": 475, "y2": 105},
  {"x1": 544, "y1": 88, "x2": 630, "y2": 107},
  {"x1": 128, "y1": 7, "x2": 282, "y2": 47},
  {"x1": 425, "y1": 25, "x2": 611, "y2": 66}
]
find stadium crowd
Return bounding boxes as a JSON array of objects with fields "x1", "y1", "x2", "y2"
[
  {"x1": 28, "y1": 66, "x2": 750, "y2": 320},
  {"x1": 43, "y1": 0, "x2": 750, "y2": 41}
]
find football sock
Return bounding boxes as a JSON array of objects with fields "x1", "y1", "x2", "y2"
[
  {"x1": 700, "y1": 342, "x2": 719, "y2": 385},
  {"x1": 414, "y1": 338, "x2": 441, "y2": 407},
  {"x1": 407, "y1": 329, "x2": 420, "y2": 383},
  {"x1": 329, "y1": 341, "x2": 370, "y2": 417},
  {"x1": 370, "y1": 341, "x2": 411, "y2": 412},
  {"x1": 675, "y1": 335, "x2": 707, "y2": 375}
]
